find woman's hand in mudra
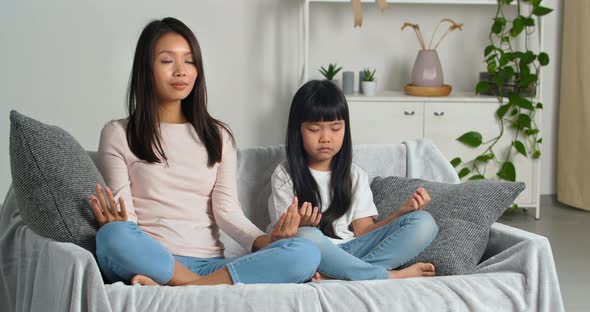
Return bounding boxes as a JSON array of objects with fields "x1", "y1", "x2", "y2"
[
  {"x1": 89, "y1": 184, "x2": 127, "y2": 228},
  {"x1": 269, "y1": 197, "x2": 301, "y2": 242}
]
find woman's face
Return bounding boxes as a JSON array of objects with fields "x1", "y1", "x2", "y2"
[{"x1": 153, "y1": 32, "x2": 198, "y2": 105}]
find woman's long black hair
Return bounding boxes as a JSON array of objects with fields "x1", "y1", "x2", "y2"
[
  {"x1": 126, "y1": 17, "x2": 233, "y2": 166},
  {"x1": 286, "y1": 80, "x2": 353, "y2": 239}
]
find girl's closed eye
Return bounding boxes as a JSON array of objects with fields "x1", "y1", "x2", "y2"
[
  {"x1": 160, "y1": 59, "x2": 173, "y2": 64},
  {"x1": 185, "y1": 60, "x2": 195, "y2": 64}
]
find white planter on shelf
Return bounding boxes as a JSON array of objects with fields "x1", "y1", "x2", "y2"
[{"x1": 361, "y1": 81, "x2": 377, "y2": 96}]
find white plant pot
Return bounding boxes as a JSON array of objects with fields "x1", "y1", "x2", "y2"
[{"x1": 361, "y1": 81, "x2": 377, "y2": 96}]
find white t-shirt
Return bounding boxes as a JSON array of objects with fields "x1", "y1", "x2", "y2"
[{"x1": 267, "y1": 162, "x2": 379, "y2": 244}]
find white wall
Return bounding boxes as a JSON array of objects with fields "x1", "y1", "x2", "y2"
[
  {"x1": 0, "y1": 0, "x2": 301, "y2": 201},
  {"x1": 0, "y1": 0, "x2": 562, "y2": 202}
]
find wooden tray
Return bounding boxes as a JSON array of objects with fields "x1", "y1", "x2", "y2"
[{"x1": 404, "y1": 84, "x2": 452, "y2": 97}]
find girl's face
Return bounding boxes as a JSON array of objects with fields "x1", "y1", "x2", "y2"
[
  {"x1": 301, "y1": 120, "x2": 345, "y2": 167},
  {"x1": 153, "y1": 33, "x2": 198, "y2": 105}
]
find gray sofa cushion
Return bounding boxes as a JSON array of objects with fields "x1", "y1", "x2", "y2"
[
  {"x1": 9, "y1": 110, "x2": 102, "y2": 253},
  {"x1": 371, "y1": 176, "x2": 525, "y2": 275}
]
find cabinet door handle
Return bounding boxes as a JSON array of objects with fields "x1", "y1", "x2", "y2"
[
  {"x1": 433, "y1": 111, "x2": 445, "y2": 116},
  {"x1": 404, "y1": 110, "x2": 415, "y2": 116}
]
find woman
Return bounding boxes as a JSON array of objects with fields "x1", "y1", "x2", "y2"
[{"x1": 89, "y1": 17, "x2": 320, "y2": 286}]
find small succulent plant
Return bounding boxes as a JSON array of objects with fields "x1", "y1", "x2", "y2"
[
  {"x1": 361, "y1": 68, "x2": 376, "y2": 82},
  {"x1": 319, "y1": 63, "x2": 343, "y2": 80}
]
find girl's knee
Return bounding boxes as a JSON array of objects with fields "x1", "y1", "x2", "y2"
[
  {"x1": 410, "y1": 210, "x2": 438, "y2": 243},
  {"x1": 295, "y1": 226, "x2": 324, "y2": 242},
  {"x1": 279, "y1": 238, "x2": 321, "y2": 280},
  {"x1": 288, "y1": 238, "x2": 321, "y2": 264}
]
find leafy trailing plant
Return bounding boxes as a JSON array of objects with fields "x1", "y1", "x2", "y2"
[
  {"x1": 361, "y1": 68, "x2": 376, "y2": 82},
  {"x1": 319, "y1": 63, "x2": 342, "y2": 80},
  {"x1": 451, "y1": 0, "x2": 552, "y2": 209},
  {"x1": 401, "y1": 19, "x2": 463, "y2": 50}
]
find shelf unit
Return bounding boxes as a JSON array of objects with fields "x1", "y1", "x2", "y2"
[{"x1": 298, "y1": 0, "x2": 544, "y2": 219}]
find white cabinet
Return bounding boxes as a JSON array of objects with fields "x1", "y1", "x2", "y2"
[
  {"x1": 348, "y1": 101, "x2": 423, "y2": 144},
  {"x1": 423, "y1": 101, "x2": 536, "y2": 205},
  {"x1": 347, "y1": 93, "x2": 541, "y2": 217}
]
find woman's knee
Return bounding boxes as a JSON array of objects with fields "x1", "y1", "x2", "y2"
[
  {"x1": 95, "y1": 221, "x2": 172, "y2": 283},
  {"x1": 96, "y1": 221, "x2": 137, "y2": 253}
]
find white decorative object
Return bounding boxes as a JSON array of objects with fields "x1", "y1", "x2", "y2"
[{"x1": 361, "y1": 81, "x2": 377, "y2": 96}]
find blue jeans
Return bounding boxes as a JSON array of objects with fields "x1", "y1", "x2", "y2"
[
  {"x1": 96, "y1": 221, "x2": 321, "y2": 285},
  {"x1": 295, "y1": 210, "x2": 438, "y2": 281}
]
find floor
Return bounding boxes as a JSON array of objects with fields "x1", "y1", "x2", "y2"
[{"x1": 499, "y1": 196, "x2": 590, "y2": 312}]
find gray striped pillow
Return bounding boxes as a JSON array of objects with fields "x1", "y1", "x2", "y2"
[{"x1": 371, "y1": 176, "x2": 525, "y2": 275}]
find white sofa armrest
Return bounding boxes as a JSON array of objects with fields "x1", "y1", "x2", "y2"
[{"x1": 0, "y1": 186, "x2": 111, "y2": 312}]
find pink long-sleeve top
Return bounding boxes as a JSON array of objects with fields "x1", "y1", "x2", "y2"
[{"x1": 98, "y1": 119, "x2": 265, "y2": 258}]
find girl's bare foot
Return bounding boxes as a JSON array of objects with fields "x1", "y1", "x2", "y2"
[
  {"x1": 131, "y1": 274, "x2": 161, "y2": 286},
  {"x1": 310, "y1": 272, "x2": 334, "y2": 282},
  {"x1": 389, "y1": 262, "x2": 436, "y2": 279}
]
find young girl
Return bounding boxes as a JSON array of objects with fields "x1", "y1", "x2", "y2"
[
  {"x1": 88, "y1": 17, "x2": 320, "y2": 286},
  {"x1": 268, "y1": 80, "x2": 438, "y2": 281}
]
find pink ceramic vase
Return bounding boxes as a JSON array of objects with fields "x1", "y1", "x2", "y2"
[{"x1": 411, "y1": 49, "x2": 444, "y2": 87}]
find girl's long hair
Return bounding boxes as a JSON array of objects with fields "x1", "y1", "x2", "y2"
[
  {"x1": 127, "y1": 17, "x2": 233, "y2": 166},
  {"x1": 285, "y1": 80, "x2": 353, "y2": 239}
]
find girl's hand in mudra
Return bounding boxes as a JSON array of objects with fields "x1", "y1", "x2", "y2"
[
  {"x1": 399, "y1": 187, "x2": 430, "y2": 216},
  {"x1": 270, "y1": 197, "x2": 301, "y2": 242},
  {"x1": 89, "y1": 184, "x2": 127, "y2": 228},
  {"x1": 298, "y1": 201, "x2": 322, "y2": 227}
]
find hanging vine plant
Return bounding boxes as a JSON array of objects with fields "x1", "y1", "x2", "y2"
[{"x1": 450, "y1": 0, "x2": 553, "y2": 203}]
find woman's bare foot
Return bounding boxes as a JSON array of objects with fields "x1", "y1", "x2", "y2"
[
  {"x1": 389, "y1": 262, "x2": 436, "y2": 279},
  {"x1": 310, "y1": 272, "x2": 334, "y2": 282},
  {"x1": 131, "y1": 267, "x2": 233, "y2": 287},
  {"x1": 131, "y1": 274, "x2": 161, "y2": 286}
]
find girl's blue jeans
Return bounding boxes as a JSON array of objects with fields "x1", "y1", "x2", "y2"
[
  {"x1": 295, "y1": 210, "x2": 438, "y2": 281},
  {"x1": 95, "y1": 221, "x2": 321, "y2": 285}
]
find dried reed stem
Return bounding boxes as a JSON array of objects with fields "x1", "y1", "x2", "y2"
[
  {"x1": 353, "y1": 0, "x2": 362, "y2": 27},
  {"x1": 402, "y1": 22, "x2": 427, "y2": 50},
  {"x1": 376, "y1": 0, "x2": 389, "y2": 11},
  {"x1": 433, "y1": 18, "x2": 464, "y2": 50}
]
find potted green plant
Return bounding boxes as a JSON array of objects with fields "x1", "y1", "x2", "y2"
[
  {"x1": 451, "y1": 0, "x2": 552, "y2": 212},
  {"x1": 319, "y1": 63, "x2": 342, "y2": 87},
  {"x1": 361, "y1": 68, "x2": 377, "y2": 96}
]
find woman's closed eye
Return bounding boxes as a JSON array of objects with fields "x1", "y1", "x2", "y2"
[{"x1": 158, "y1": 58, "x2": 194, "y2": 64}]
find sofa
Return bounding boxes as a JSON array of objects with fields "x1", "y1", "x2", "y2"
[{"x1": 0, "y1": 141, "x2": 564, "y2": 312}]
